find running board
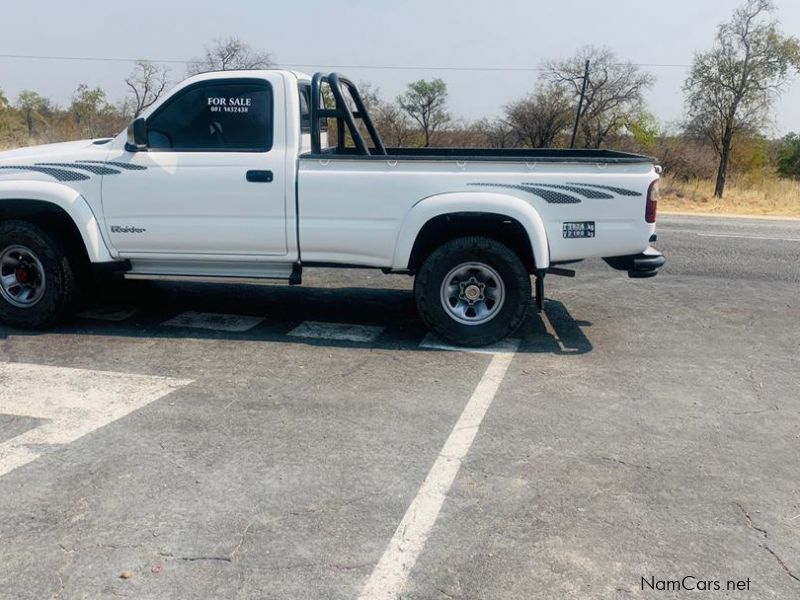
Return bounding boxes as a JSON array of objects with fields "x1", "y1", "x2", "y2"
[{"x1": 124, "y1": 261, "x2": 302, "y2": 285}]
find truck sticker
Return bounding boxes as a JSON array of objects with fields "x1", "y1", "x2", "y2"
[
  {"x1": 467, "y1": 182, "x2": 641, "y2": 204},
  {"x1": 0, "y1": 161, "x2": 147, "y2": 182},
  {"x1": 563, "y1": 221, "x2": 596, "y2": 238},
  {"x1": 208, "y1": 96, "x2": 252, "y2": 114}
]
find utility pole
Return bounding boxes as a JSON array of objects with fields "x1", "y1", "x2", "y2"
[{"x1": 569, "y1": 59, "x2": 590, "y2": 149}]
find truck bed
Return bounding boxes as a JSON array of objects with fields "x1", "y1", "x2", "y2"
[{"x1": 297, "y1": 149, "x2": 658, "y2": 269}]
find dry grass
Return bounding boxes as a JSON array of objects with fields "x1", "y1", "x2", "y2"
[{"x1": 660, "y1": 174, "x2": 800, "y2": 218}]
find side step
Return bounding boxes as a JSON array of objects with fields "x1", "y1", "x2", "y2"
[{"x1": 124, "y1": 262, "x2": 302, "y2": 285}]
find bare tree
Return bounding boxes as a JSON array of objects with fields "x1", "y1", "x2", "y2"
[
  {"x1": 475, "y1": 118, "x2": 516, "y2": 148},
  {"x1": 684, "y1": 0, "x2": 800, "y2": 197},
  {"x1": 187, "y1": 37, "x2": 274, "y2": 76},
  {"x1": 374, "y1": 101, "x2": 415, "y2": 147},
  {"x1": 504, "y1": 83, "x2": 572, "y2": 148},
  {"x1": 544, "y1": 46, "x2": 654, "y2": 149},
  {"x1": 351, "y1": 81, "x2": 411, "y2": 147},
  {"x1": 125, "y1": 61, "x2": 170, "y2": 117},
  {"x1": 398, "y1": 79, "x2": 450, "y2": 147}
]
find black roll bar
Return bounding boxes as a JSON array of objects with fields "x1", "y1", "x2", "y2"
[{"x1": 310, "y1": 72, "x2": 387, "y2": 156}]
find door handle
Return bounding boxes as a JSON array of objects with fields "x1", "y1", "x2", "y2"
[{"x1": 246, "y1": 170, "x2": 273, "y2": 183}]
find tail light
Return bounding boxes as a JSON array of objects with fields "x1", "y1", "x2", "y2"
[{"x1": 645, "y1": 179, "x2": 659, "y2": 223}]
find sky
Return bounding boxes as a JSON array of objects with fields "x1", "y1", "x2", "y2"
[{"x1": 1, "y1": 0, "x2": 799, "y2": 135}]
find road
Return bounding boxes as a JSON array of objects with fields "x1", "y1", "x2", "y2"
[{"x1": 0, "y1": 214, "x2": 798, "y2": 599}]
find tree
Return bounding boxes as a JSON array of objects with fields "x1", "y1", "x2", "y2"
[
  {"x1": 125, "y1": 61, "x2": 170, "y2": 117},
  {"x1": 543, "y1": 46, "x2": 654, "y2": 148},
  {"x1": 70, "y1": 85, "x2": 119, "y2": 138},
  {"x1": 776, "y1": 133, "x2": 800, "y2": 179},
  {"x1": 684, "y1": 0, "x2": 800, "y2": 197},
  {"x1": 16, "y1": 90, "x2": 52, "y2": 137},
  {"x1": 504, "y1": 83, "x2": 572, "y2": 148},
  {"x1": 398, "y1": 78, "x2": 450, "y2": 147},
  {"x1": 187, "y1": 37, "x2": 273, "y2": 76},
  {"x1": 354, "y1": 81, "x2": 414, "y2": 147},
  {"x1": 0, "y1": 89, "x2": 26, "y2": 145},
  {"x1": 475, "y1": 118, "x2": 516, "y2": 148}
]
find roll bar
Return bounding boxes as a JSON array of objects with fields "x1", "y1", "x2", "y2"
[{"x1": 310, "y1": 72, "x2": 387, "y2": 156}]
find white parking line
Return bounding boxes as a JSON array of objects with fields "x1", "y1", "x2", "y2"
[
  {"x1": 161, "y1": 311, "x2": 264, "y2": 332},
  {"x1": 419, "y1": 333, "x2": 520, "y2": 355},
  {"x1": 358, "y1": 340, "x2": 519, "y2": 599},
  {"x1": 0, "y1": 363, "x2": 192, "y2": 478},
  {"x1": 287, "y1": 321, "x2": 385, "y2": 343}
]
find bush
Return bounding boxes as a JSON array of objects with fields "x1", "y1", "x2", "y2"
[{"x1": 777, "y1": 133, "x2": 800, "y2": 179}]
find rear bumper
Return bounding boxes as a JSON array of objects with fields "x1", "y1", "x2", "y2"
[{"x1": 603, "y1": 247, "x2": 665, "y2": 278}]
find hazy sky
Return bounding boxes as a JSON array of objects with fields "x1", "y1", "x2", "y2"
[{"x1": 1, "y1": 0, "x2": 799, "y2": 135}]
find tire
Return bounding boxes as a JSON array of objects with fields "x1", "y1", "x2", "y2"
[
  {"x1": 0, "y1": 220, "x2": 75, "y2": 329},
  {"x1": 414, "y1": 236, "x2": 531, "y2": 347}
]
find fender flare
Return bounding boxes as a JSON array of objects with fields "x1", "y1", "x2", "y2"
[
  {"x1": 392, "y1": 191, "x2": 550, "y2": 270},
  {"x1": 0, "y1": 180, "x2": 114, "y2": 262}
]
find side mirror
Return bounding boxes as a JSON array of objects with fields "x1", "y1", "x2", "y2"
[{"x1": 126, "y1": 117, "x2": 148, "y2": 151}]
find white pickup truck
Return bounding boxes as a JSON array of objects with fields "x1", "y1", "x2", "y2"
[{"x1": 0, "y1": 70, "x2": 664, "y2": 346}]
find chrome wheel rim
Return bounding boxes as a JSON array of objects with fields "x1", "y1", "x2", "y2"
[
  {"x1": 439, "y1": 262, "x2": 505, "y2": 326},
  {"x1": 0, "y1": 245, "x2": 47, "y2": 308}
]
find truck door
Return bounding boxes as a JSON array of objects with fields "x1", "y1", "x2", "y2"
[{"x1": 101, "y1": 74, "x2": 289, "y2": 257}]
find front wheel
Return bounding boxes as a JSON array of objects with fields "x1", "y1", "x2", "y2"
[
  {"x1": 0, "y1": 220, "x2": 75, "y2": 329},
  {"x1": 414, "y1": 237, "x2": 531, "y2": 347}
]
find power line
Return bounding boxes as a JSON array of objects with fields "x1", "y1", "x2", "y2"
[
  {"x1": 0, "y1": 53, "x2": 692, "y2": 71},
  {"x1": 0, "y1": 53, "x2": 190, "y2": 65}
]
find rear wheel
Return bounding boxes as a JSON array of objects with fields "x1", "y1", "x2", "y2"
[
  {"x1": 0, "y1": 220, "x2": 75, "y2": 329},
  {"x1": 415, "y1": 237, "x2": 531, "y2": 347}
]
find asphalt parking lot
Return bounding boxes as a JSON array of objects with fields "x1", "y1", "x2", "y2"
[{"x1": 0, "y1": 214, "x2": 798, "y2": 599}]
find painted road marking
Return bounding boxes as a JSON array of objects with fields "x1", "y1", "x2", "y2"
[
  {"x1": 78, "y1": 306, "x2": 137, "y2": 321},
  {"x1": 288, "y1": 321, "x2": 385, "y2": 343},
  {"x1": 695, "y1": 232, "x2": 800, "y2": 242},
  {"x1": 359, "y1": 340, "x2": 519, "y2": 599},
  {"x1": 419, "y1": 333, "x2": 520, "y2": 355},
  {"x1": 0, "y1": 363, "x2": 192, "y2": 478},
  {"x1": 661, "y1": 228, "x2": 800, "y2": 242},
  {"x1": 161, "y1": 311, "x2": 264, "y2": 332}
]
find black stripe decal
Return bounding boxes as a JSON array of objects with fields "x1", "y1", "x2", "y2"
[
  {"x1": 0, "y1": 165, "x2": 90, "y2": 182},
  {"x1": 77, "y1": 160, "x2": 147, "y2": 171},
  {"x1": 0, "y1": 159, "x2": 148, "y2": 183},
  {"x1": 467, "y1": 182, "x2": 581, "y2": 204},
  {"x1": 525, "y1": 183, "x2": 614, "y2": 199},
  {"x1": 566, "y1": 182, "x2": 642, "y2": 196},
  {"x1": 37, "y1": 162, "x2": 121, "y2": 175}
]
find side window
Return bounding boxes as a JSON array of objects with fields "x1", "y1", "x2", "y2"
[
  {"x1": 147, "y1": 80, "x2": 273, "y2": 152},
  {"x1": 299, "y1": 83, "x2": 311, "y2": 134},
  {"x1": 298, "y1": 82, "x2": 327, "y2": 135}
]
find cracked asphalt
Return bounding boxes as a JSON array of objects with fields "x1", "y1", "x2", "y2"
[{"x1": 0, "y1": 214, "x2": 798, "y2": 599}]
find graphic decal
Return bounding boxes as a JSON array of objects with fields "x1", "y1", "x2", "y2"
[
  {"x1": 0, "y1": 165, "x2": 91, "y2": 182},
  {"x1": 0, "y1": 160, "x2": 147, "y2": 182},
  {"x1": 77, "y1": 160, "x2": 148, "y2": 171},
  {"x1": 525, "y1": 183, "x2": 614, "y2": 199},
  {"x1": 467, "y1": 181, "x2": 642, "y2": 203},
  {"x1": 565, "y1": 182, "x2": 642, "y2": 196},
  {"x1": 38, "y1": 162, "x2": 121, "y2": 175},
  {"x1": 467, "y1": 182, "x2": 581, "y2": 204}
]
